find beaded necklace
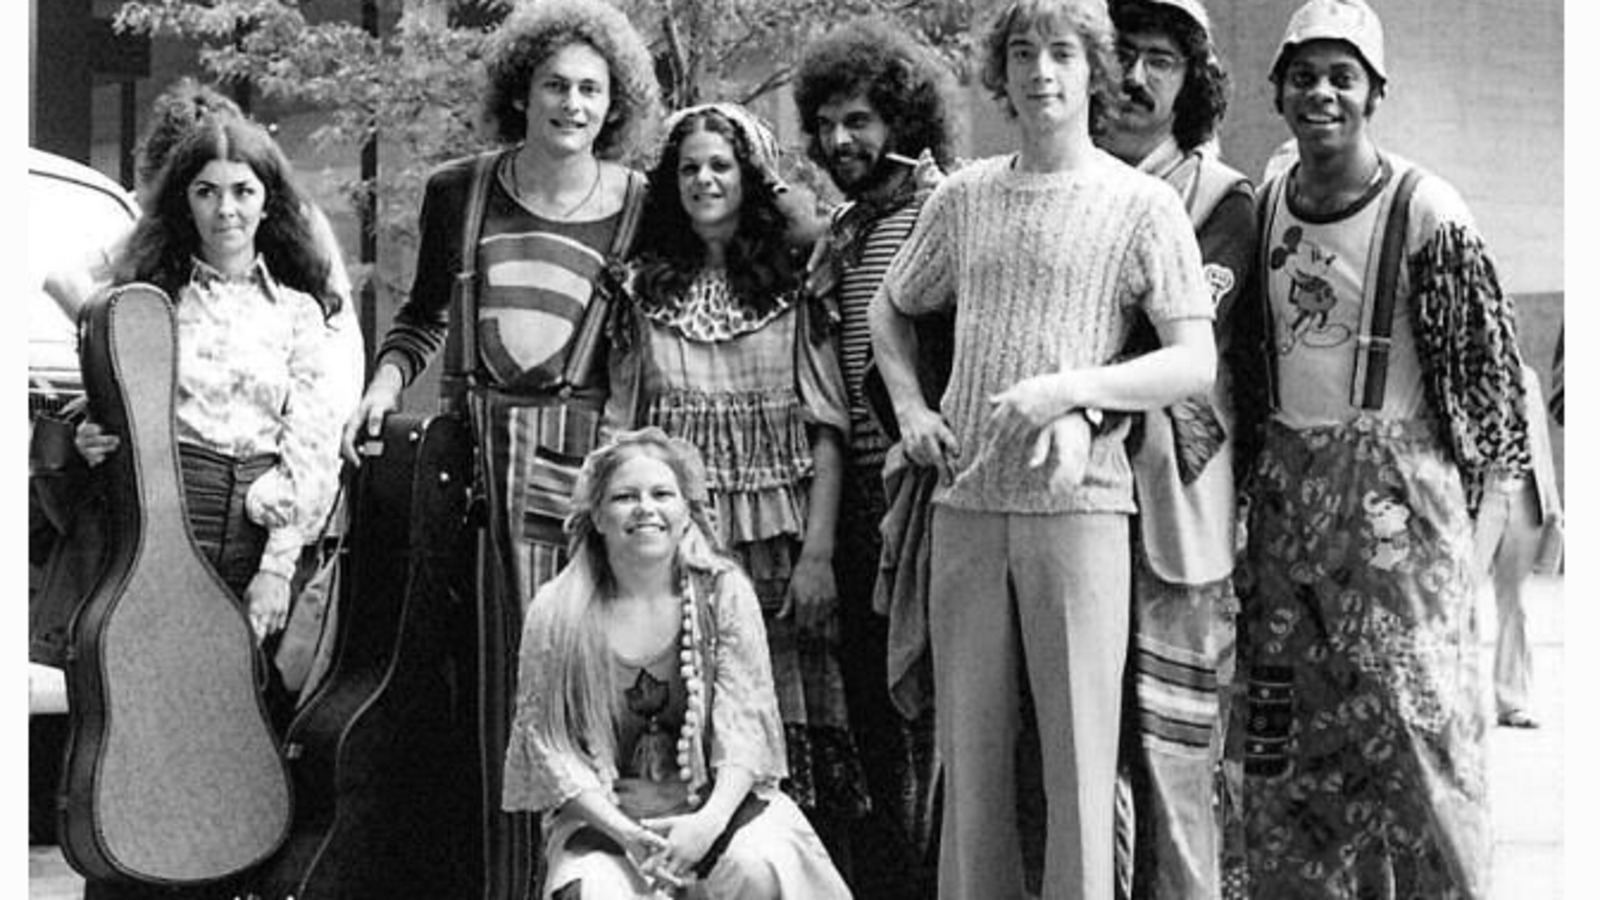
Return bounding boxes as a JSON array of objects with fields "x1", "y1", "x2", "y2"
[{"x1": 674, "y1": 568, "x2": 708, "y2": 807}]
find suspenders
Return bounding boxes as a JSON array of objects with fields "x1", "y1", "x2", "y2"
[
  {"x1": 1258, "y1": 160, "x2": 1425, "y2": 412},
  {"x1": 441, "y1": 150, "x2": 646, "y2": 412}
]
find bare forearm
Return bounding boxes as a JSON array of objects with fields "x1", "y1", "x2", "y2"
[
  {"x1": 868, "y1": 290, "x2": 928, "y2": 420},
  {"x1": 801, "y1": 427, "x2": 842, "y2": 561}
]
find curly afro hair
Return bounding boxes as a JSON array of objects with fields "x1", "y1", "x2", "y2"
[
  {"x1": 481, "y1": 0, "x2": 662, "y2": 161},
  {"x1": 793, "y1": 19, "x2": 957, "y2": 171}
]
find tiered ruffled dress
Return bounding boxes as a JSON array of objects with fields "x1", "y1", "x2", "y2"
[{"x1": 607, "y1": 268, "x2": 870, "y2": 823}]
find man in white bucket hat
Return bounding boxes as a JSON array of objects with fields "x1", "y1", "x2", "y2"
[{"x1": 1232, "y1": 1, "x2": 1528, "y2": 897}]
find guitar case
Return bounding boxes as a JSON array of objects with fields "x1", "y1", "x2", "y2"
[
  {"x1": 257, "y1": 411, "x2": 480, "y2": 900},
  {"x1": 59, "y1": 283, "x2": 293, "y2": 885}
]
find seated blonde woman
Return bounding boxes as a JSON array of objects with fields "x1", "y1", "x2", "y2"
[{"x1": 502, "y1": 428, "x2": 851, "y2": 899}]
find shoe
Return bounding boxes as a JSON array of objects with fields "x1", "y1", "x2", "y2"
[{"x1": 1497, "y1": 711, "x2": 1539, "y2": 729}]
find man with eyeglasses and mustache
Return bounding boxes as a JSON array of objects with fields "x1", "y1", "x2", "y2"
[
  {"x1": 1094, "y1": 1, "x2": 1256, "y2": 897},
  {"x1": 793, "y1": 20, "x2": 958, "y2": 898}
]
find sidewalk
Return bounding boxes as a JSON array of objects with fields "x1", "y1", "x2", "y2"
[{"x1": 27, "y1": 576, "x2": 1567, "y2": 899}]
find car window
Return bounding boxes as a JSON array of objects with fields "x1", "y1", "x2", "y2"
[{"x1": 28, "y1": 167, "x2": 137, "y2": 382}]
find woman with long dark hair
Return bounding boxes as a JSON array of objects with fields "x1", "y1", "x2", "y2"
[
  {"x1": 607, "y1": 103, "x2": 869, "y2": 873},
  {"x1": 71, "y1": 115, "x2": 352, "y2": 900}
]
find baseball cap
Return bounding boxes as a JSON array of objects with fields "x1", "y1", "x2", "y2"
[{"x1": 1271, "y1": 0, "x2": 1386, "y2": 84}]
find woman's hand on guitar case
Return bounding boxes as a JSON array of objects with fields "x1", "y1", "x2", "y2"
[{"x1": 246, "y1": 571, "x2": 292, "y2": 640}]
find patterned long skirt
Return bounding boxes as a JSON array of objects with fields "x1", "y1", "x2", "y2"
[
  {"x1": 1232, "y1": 417, "x2": 1489, "y2": 900},
  {"x1": 736, "y1": 534, "x2": 872, "y2": 825}
]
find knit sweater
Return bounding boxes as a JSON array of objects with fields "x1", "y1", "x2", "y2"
[{"x1": 877, "y1": 151, "x2": 1213, "y2": 514}]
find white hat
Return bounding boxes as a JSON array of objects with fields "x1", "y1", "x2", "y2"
[
  {"x1": 1271, "y1": 0, "x2": 1387, "y2": 84},
  {"x1": 1113, "y1": 0, "x2": 1212, "y2": 41}
]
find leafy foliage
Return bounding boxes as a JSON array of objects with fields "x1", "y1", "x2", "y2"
[{"x1": 114, "y1": 0, "x2": 980, "y2": 300}]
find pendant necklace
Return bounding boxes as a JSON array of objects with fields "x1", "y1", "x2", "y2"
[{"x1": 513, "y1": 150, "x2": 602, "y2": 220}]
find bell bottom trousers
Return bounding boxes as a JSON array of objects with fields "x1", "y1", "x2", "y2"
[{"x1": 928, "y1": 507, "x2": 1129, "y2": 900}]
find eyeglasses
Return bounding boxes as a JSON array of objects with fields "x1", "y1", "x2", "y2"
[{"x1": 1116, "y1": 43, "x2": 1187, "y2": 79}]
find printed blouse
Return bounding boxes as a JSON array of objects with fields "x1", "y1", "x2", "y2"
[
  {"x1": 176, "y1": 257, "x2": 345, "y2": 578},
  {"x1": 502, "y1": 556, "x2": 788, "y2": 813}
]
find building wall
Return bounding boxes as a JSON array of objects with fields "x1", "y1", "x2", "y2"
[{"x1": 960, "y1": 0, "x2": 1562, "y2": 295}]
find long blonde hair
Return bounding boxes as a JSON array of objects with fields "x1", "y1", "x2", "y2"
[{"x1": 527, "y1": 429, "x2": 727, "y2": 769}]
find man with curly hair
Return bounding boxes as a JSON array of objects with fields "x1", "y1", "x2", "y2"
[
  {"x1": 1093, "y1": 2, "x2": 1257, "y2": 898},
  {"x1": 871, "y1": 0, "x2": 1217, "y2": 896},
  {"x1": 341, "y1": 1, "x2": 662, "y2": 896},
  {"x1": 793, "y1": 19, "x2": 957, "y2": 899}
]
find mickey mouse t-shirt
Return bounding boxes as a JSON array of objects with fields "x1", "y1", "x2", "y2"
[{"x1": 1265, "y1": 164, "x2": 1429, "y2": 427}]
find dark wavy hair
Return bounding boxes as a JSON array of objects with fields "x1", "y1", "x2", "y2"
[
  {"x1": 631, "y1": 108, "x2": 805, "y2": 318},
  {"x1": 793, "y1": 19, "x2": 957, "y2": 171},
  {"x1": 113, "y1": 118, "x2": 338, "y2": 318},
  {"x1": 1111, "y1": 2, "x2": 1229, "y2": 151},
  {"x1": 481, "y1": 0, "x2": 662, "y2": 161},
  {"x1": 980, "y1": 0, "x2": 1121, "y2": 131},
  {"x1": 135, "y1": 78, "x2": 244, "y2": 197}
]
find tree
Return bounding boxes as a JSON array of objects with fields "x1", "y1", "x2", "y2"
[{"x1": 114, "y1": 0, "x2": 981, "y2": 303}]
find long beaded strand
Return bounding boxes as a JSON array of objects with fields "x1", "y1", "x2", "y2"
[{"x1": 676, "y1": 570, "x2": 707, "y2": 807}]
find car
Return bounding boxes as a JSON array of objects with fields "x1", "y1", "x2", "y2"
[
  {"x1": 28, "y1": 149, "x2": 138, "y2": 846},
  {"x1": 28, "y1": 148, "x2": 140, "y2": 423}
]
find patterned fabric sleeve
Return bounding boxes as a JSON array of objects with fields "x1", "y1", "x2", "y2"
[
  {"x1": 794, "y1": 292, "x2": 851, "y2": 436},
  {"x1": 245, "y1": 291, "x2": 346, "y2": 579},
  {"x1": 707, "y1": 568, "x2": 788, "y2": 787},
  {"x1": 502, "y1": 564, "x2": 612, "y2": 812},
  {"x1": 1407, "y1": 190, "x2": 1531, "y2": 515}
]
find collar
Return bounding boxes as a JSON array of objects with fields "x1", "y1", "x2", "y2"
[
  {"x1": 189, "y1": 255, "x2": 282, "y2": 303},
  {"x1": 1135, "y1": 135, "x2": 1187, "y2": 180}
]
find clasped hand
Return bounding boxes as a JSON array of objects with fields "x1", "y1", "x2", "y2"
[
  {"x1": 633, "y1": 810, "x2": 723, "y2": 891},
  {"x1": 987, "y1": 375, "x2": 1091, "y2": 491}
]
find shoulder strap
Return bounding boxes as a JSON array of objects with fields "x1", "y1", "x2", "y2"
[
  {"x1": 1257, "y1": 172, "x2": 1289, "y2": 411},
  {"x1": 1353, "y1": 164, "x2": 1424, "y2": 410},
  {"x1": 441, "y1": 149, "x2": 508, "y2": 412},
  {"x1": 607, "y1": 169, "x2": 648, "y2": 258},
  {"x1": 557, "y1": 169, "x2": 648, "y2": 391}
]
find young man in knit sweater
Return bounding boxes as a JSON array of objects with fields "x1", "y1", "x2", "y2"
[
  {"x1": 1094, "y1": 1, "x2": 1256, "y2": 897},
  {"x1": 1234, "y1": 1, "x2": 1528, "y2": 896},
  {"x1": 868, "y1": 1, "x2": 1216, "y2": 897},
  {"x1": 794, "y1": 20, "x2": 957, "y2": 899}
]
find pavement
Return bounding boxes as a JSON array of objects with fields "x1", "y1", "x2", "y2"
[{"x1": 26, "y1": 576, "x2": 1568, "y2": 899}]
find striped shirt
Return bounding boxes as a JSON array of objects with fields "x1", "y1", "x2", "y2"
[{"x1": 834, "y1": 198, "x2": 924, "y2": 467}]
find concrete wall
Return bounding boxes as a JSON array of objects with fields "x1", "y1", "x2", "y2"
[{"x1": 959, "y1": 0, "x2": 1563, "y2": 295}]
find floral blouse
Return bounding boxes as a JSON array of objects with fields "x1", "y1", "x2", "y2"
[
  {"x1": 501, "y1": 554, "x2": 789, "y2": 814},
  {"x1": 175, "y1": 257, "x2": 346, "y2": 578}
]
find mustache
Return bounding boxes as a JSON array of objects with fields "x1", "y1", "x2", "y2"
[{"x1": 1121, "y1": 85, "x2": 1156, "y2": 112}]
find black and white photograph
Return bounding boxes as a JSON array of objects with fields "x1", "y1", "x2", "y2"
[{"x1": 21, "y1": 0, "x2": 1575, "y2": 897}]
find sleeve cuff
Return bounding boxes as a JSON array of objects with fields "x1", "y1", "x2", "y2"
[{"x1": 258, "y1": 528, "x2": 304, "y2": 579}]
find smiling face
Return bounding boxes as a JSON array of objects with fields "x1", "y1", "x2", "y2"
[
  {"x1": 815, "y1": 93, "x2": 897, "y2": 196},
  {"x1": 1277, "y1": 40, "x2": 1380, "y2": 160},
  {"x1": 186, "y1": 159, "x2": 265, "y2": 274},
  {"x1": 1004, "y1": 21, "x2": 1092, "y2": 132},
  {"x1": 676, "y1": 125, "x2": 744, "y2": 236},
  {"x1": 595, "y1": 452, "x2": 691, "y2": 566},
  {"x1": 523, "y1": 41, "x2": 612, "y2": 158}
]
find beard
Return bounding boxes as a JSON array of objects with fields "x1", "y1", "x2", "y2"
[{"x1": 826, "y1": 147, "x2": 900, "y2": 198}]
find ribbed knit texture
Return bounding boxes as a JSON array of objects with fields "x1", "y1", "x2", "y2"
[{"x1": 878, "y1": 151, "x2": 1212, "y2": 514}]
